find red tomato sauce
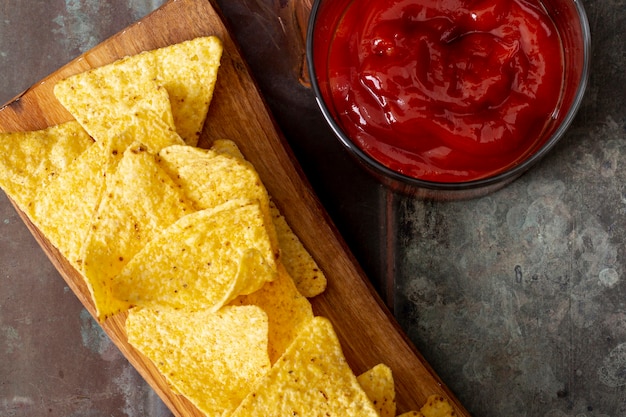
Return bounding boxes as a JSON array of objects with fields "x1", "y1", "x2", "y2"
[{"x1": 323, "y1": 0, "x2": 565, "y2": 182}]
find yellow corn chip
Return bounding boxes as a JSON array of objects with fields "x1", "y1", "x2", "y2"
[
  {"x1": 357, "y1": 364, "x2": 396, "y2": 417},
  {"x1": 210, "y1": 138, "x2": 245, "y2": 159},
  {"x1": 54, "y1": 36, "x2": 222, "y2": 147},
  {"x1": 54, "y1": 63, "x2": 184, "y2": 151},
  {"x1": 420, "y1": 395, "x2": 456, "y2": 417},
  {"x1": 113, "y1": 199, "x2": 277, "y2": 312},
  {"x1": 157, "y1": 144, "x2": 219, "y2": 177},
  {"x1": 397, "y1": 395, "x2": 456, "y2": 417},
  {"x1": 111, "y1": 104, "x2": 185, "y2": 155},
  {"x1": 230, "y1": 316, "x2": 380, "y2": 417},
  {"x1": 269, "y1": 199, "x2": 327, "y2": 297},
  {"x1": 231, "y1": 262, "x2": 313, "y2": 363},
  {"x1": 206, "y1": 139, "x2": 327, "y2": 298},
  {"x1": 126, "y1": 305, "x2": 270, "y2": 417},
  {"x1": 30, "y1": 140, "x2": 105, "y2": 269},
  {"x1": 0, "y1": 121, "x2": 93, "y2": 217},
  {"x1": 81, "y1": 143, "x2": 193, "y2": 320},
  {"x1": 158, "y1": 144, "x2": 279, "y2": 255},
  {"x1": 151, "y1": 36, "x2": 223, "y2": 146},
  {"x1": 31, "y1": 122, "x2": 177, "y2": 270}
]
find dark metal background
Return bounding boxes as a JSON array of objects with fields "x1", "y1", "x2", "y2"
[{"x1": 1, "y1": 1, "x2": 625, "y2": 416}]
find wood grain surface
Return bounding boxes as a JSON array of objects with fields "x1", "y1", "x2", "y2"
[{"x1": 0, "y1": 0, "x2": 470, "y2": 415}]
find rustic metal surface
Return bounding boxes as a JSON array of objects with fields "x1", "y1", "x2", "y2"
[{"x1": 0, "y1": 0, "x2": 624, "y2": 416}]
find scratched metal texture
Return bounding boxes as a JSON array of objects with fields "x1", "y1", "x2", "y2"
[{"x1": 1, "y1": 0, "x2": 625, "y2": 417}]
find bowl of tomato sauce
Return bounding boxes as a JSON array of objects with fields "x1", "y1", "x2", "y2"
[{"x1": 307, "y1": 0, "x2": 590, "y2": 198}]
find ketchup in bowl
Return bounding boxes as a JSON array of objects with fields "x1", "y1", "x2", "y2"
[{"x1": 308, "y1": 0, "x2": 589, "y2": 192}]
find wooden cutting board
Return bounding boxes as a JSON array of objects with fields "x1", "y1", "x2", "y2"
[{"x1": 0, "y1": 0, "x2": 471, "y2": 415}]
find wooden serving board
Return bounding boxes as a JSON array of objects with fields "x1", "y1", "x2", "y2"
[{"x1": 0, "y1": 0, "x2": 470, "y2": 416}]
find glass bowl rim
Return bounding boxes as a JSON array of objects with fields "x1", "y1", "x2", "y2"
[{"x1": 305, "y1": 0, "x2": 592, "y2": 191}]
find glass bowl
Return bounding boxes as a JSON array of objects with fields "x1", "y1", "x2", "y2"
[{"x1": 306, "y1": 0, "x2": 591, "y2": 199}]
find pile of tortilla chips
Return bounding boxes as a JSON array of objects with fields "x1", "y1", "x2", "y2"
[{"x1": 0, "y1": 36, "x2": 454, "y2": 417}]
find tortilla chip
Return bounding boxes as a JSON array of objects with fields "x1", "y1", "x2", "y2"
[
  {"x1": 111, "y1": 104, "x2": 185, "y2": 155},
  {"x1": 397, "y1": 412, "x2": 424, "y2": 417},
  {"x1": 126, "y1": 305, "x2": 270, "y2": 416},
  {"x1": 231, "y1": 262, "x2": 313, "y2": 363},
  {"x1": 357, "y1": 364, "x2": 396, "y2": 417},
  {"x1": 0, "y1": 121, "x2": 93, "y2": 216},
  {"x1": 54, "y1": 60, "x2": 184, "y2": 152},
  {"x1": 210, "y1": 138, "x2": 245, "y2": 159},
  {"x1": 420, "y1": 395, "x2": 456, "y2": 417},
  {"x1": 157, "y1": 144, "x2": 279, "y2": 255},
  {"x1": 269, "y1": 199, "x2": 326, "y2": 297},
  {"x1": 81, "y1": 143, "x2": 193, "y2": 320},
  {"x1": 230, "y1": 316, "x2": 380, "y2": 417},
  {"x1": 54, "y1": 36, "x2": 222, "y2": 147},
  {"x1": 113, "y1": 199, "x2": 277, "y2": 312},
  {"x1": 157, "y1": 144, "x2": 219, "y2": 176},
  {"x1": 206, "y1": 139, "x2": 326, "y2": 298},
  {"x1": 30, "y1": 119, "x2": 182, "y2": 270},
  {"x1": 151, "y1": 36, "x2": 223, "y2": 146},
  {"x1": 29, "y1": 140, "x2": 105, "y2": 269}
]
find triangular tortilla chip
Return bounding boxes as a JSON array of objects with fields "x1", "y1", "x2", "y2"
[
  {"x1": 151, "y1": 36, "x2": 223, "y2": 146},
  {"x1": 206, "y1": 139, "x2": 327, "y2": 298},
  {"x1": 54, "y1": 61, "x2": 184, "y2": 151},
  {"x1": 420, "y1": 395, "x2": 456, "y2": 417},
  {"x1": 113, "y1": 199, "x2": 277, "y2": 312},
  {"x1": 210, "y1": 138, "x2": 246, "y2": 159},
  {"x1": 81, "y1": 143, "x2": 193, "y2": 320},
  {"x1": 30, "y1": 140, "x2": 106, "y2": 269},
  {"x1": 54, "y1": 36, "x2": 222, "y2": 146},
  {"x1": 396, "y1": 395, "x2": 456, "y2": 417},
  {"x1": 231, "y1": 262, "x2": 314, "y2": 363},
  {"x1": 157, "y1": 144, "x2": 279, "y2": 256},
  {"x1": 357, "y1": 364, "x2": 396, "y2": 417},
  {"x1": 30, "y1": 118, "x2": 184, "y2": 271},
  {"x1": 126, "y1": 305, "x2": 271, "y2": 417},
  {"x1": 230, "y1": 316, "x2": 380, "y2": 417},
  {"x1": 269, "y1": 199, "x2": 327, "y2": 297},
  {"x1": 0, "y1": 121, "x2": 93, "y2": 217}
]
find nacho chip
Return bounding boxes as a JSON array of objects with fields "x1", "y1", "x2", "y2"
[
  {"x1": 0, "y1": 121, "x2": 93, "y2": 216},
  {"x1": 81, "y1": 143, "x2": 193, "y2": 320},
  {"x1": 231, "y1": 262, "x2": 313, "y2": 363},
  {"x1": 397, "y1": 395, "x2": 456, "y2": 417},
  {"x1": 31, "y1": 120, "x2": 180, "y2": 270},
  {"x1": 157, "y1": 144, "x2": 219, "y2": 176},
  {"x1": 206, "y1": 139, "x2": 327, "y2": 298},
  {"x1": 126, "y1": 305, "x2": 270, "y2": 417},
  {"x1": 210, "y1": 138, "x2": 245, "y2": 159},
  {"x1": 100, "y1": 128, "x2": 142, "y2": 187},
  {"x1": 30, "y1": 140, "x2": 105, "y2": 269},
  {"x1": 113, "y1": 199, "x2": 277, "y2": 312},
  {"x1": 111, "y1": 104, "x2": 184, "y2": 155},
  {"x1": 151, "y1": 36, "x2": 223, "y2": 146},
  {"x1": 420, "y1": 395, "x2": 456, "y2": 417},
  {"x1": 269, "y1": 199, "x2": 326, "y2": 297},
  {"x1": 230, "y1": 316, "x2": 380, "y2": 417},
  {"x1": 54, "y1": 61, "x2": 184, "y2": 152},
  {"x1": 357, "y1": 364, "x2": 396, "y2": 417},
  {"x1": 158, "y1": 144, "x2": 279, "y2": 254},
  {"x1": 54, "y1": 36, "x2": 222, "y2": 147}
]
